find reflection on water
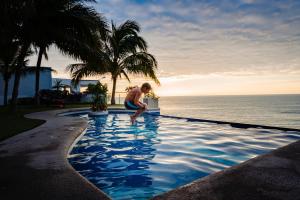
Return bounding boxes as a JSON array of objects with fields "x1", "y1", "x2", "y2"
[
  {"x1": 69, "y1": 113, "x2": 300, "y2": 200},
  {"x1": 70, "y1": 114, "x2": 162, "y2": 199}
]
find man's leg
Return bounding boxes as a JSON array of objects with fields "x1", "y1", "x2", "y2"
[{"x1": 131, "y1": 107, "x2": 145, "y2": 124}]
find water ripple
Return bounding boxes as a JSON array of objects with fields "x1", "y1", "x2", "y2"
[{"x1": 68, "y1": 113, "x2": 300, "y2": 200}]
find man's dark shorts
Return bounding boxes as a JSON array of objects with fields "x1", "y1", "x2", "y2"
[{"x1": 124, "y1": 101, "x2": 140, "y2": 110}]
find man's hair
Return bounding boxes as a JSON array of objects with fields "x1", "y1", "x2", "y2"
[{"x1": 141, "y1": 82, "x2": 151, "y2": 90}]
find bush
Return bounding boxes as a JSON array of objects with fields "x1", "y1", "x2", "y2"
[
  {"x1": 16, "y1": 97, "x2": 35, "y2": 105},
  {"x1": 39, "y1": 89, "x2": 66, "y2": 107},
  {"x1": 86, "y1": 82, "x2": 108, "y2": 111}
]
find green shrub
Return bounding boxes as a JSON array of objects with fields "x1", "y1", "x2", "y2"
[{"x1": 86, "y1": 82, "x2": 108, "y2": 111}]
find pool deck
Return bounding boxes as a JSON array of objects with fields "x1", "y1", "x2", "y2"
[{"x1": 0, "y1": 108, "x2": 300, "y2": 200}]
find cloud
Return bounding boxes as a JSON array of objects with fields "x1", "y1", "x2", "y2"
[{"x1": 28, "y1": 0, "x2": 300, "y2": 95}]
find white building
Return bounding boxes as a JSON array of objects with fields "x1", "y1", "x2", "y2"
[
  {"x1": 0, "y1": 66, "x2": 99, "y2": 105},
  {"x1": 52, "y1": 78, "x2": 98, "y2": 93}
]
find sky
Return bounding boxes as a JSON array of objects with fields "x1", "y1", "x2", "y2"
[{"x1": 29, "y1": 0, "x2": 300, "y2": 96}]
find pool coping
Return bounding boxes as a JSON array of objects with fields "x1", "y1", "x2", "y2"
[
  {"x1": 60, "y1": 108, "x2": 300, "y2": 132},
  {"x1": 0, "y1": 107, "x2": 299, "y2": 200},
  {"x1": 156, "y1": 114, "x2": 300, "y2": 132}
]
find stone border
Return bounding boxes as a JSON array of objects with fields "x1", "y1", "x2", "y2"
[
  {"x1": 153, "y1": 114, "x2": 300, "y2": 132},
  {"x1": 58, "y1": 108, "x2": 300, "y2": 132},
  {"x1": 0, "y1": 108, "x2": 299, "y2": 200}
]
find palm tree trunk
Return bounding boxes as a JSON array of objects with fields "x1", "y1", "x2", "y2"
[
  {"x1": 3, "y1": 64, "x2": 10, "y2": 106},
  {"x1": 111, "y1": 76, "x2": 117, "y2": 105},
  {"x1": 3, "y1": 78, "x2": 9, "y2": 106},
  {"x1": 35, "y1": 45, "x2": 45, "y2": 105},
  {"x1": 11, "y1": 68, "x2": 22, "y2": 112},
  {"x1": 10, "y1": 42, "x2": 30, "y2": 112}
]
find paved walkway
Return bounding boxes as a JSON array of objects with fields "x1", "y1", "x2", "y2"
[{"x1": 0, "y1": 108, "x2": 110, "y2": 200}]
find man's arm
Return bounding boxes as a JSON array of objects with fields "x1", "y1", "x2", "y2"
[{"x1": 133, "y1": 91, "x2": 145, "y2": 108}]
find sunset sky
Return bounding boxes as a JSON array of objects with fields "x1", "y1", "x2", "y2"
[{"x1": 29, "y1": 0, "x2": 300, "y2": 96}]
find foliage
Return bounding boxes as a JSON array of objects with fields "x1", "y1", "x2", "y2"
[
  {"x1": 39, "y1": 89, "x2": 83, "y2": 106},
  {"x1": 16, "y1": 97, "x2": 35, "y2": 105},
  {"x1": 144, "y1": 91, "x2": 159, "y2": 99},
  {"x1": 39, "y1": 89, "x2": 66, "y2": 107},
  {"x1": 28, "y1": 0, "x2": 108, "y2": 105},
  {"x1": 0, "y1": 0, "x2": 107, "y2": 111},
  {"x1": 86, "y1": 82, "x2": 108, "y2": 111},
  {"x1": 0, "y1": 40, "x2": 20, "y2": 105},
  {"x1": 52, "y1": 80, "x2": 64, "y2": 91},
  {"x1": 67, "y1": 20, "x2": 160, "y2": 105}
]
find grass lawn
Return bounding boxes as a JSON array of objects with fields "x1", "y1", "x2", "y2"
[{"x1": 0, "y1": 103, "x2": 123, "y2": 142}]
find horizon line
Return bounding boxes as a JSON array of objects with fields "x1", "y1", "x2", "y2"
[{"x1": 157, "y1": 93, "x2": 300, "y2": 97}]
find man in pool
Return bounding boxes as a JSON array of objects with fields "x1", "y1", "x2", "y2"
[{"x1": 124, "y1": 83, "x2": 152, "y2": 124}]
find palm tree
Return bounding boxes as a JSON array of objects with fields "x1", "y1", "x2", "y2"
[
  {"x1": 31, "y1": 0, "x2": 108, "y2": 105},
  {"x1": 0, "y1": 0, "x2": 24, "y2": 109},
  {"x1": 0, "y1": 41, "x2": 34, "y2": 105},
  {"x1": 52, "y1": 80, "x2": 64, "y2": 91},
  {"x1": 0, "y1": 0, "x2": 107, "y2": 112},
  {"x1": 68, "y1": 20, "x2": 160, "y2": 105},
  {"x1": 0, "y1": 41, "x2": 19, "y2": 105}
]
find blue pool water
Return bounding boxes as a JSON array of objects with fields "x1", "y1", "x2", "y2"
[{"x1": 68, "y1": 113, "x2": 300, "y2": 200}]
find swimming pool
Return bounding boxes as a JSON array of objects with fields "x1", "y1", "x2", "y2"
[{"x1": 68, "y1": 113, "x2": 300, "y2": 200}]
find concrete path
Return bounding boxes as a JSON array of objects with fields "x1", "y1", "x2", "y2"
[{"x1": 0, "y1": 108, "x2": 110, "y2": 200}]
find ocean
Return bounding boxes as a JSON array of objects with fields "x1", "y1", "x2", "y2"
[{"x1": 158, "y1": 94, "x2": 300, "y2": 129}]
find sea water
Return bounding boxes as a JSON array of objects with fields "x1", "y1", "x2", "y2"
[{"x1": 159, "y1": 94, "x2": 300, "y2": 129}]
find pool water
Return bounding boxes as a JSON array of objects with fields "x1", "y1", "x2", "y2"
[{"x1": 68, "y1": 113, "x2": 300, "y2": 200}]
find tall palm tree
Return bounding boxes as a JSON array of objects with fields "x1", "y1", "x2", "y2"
[
  {"x1": 52, "y1": 80, "x2": 64, "y2": 91},
  {"x1": 31, "y1": 0, "x2": 108, "y2": 105},
  {"x1": 0, "y1": 0, "x2": 107, "y2": 112},
  {"x1": 0, "y1": 0, "x2": 24, "y2": 108},
  {"x1": 68, "y1": 20, "x2": 160, "y2": 105},
  {"x1": 0, "y1": 41, "x2": 19, "y2": 105},
  {"x1": 0, "y1": 40, "x2": 34, "y2": 106}
]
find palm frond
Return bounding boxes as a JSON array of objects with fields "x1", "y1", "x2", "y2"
[
  {"x1": 67, "y1": 63, "x2": 96, "y2": 85},
  {"x1": 120, "y1": 52, "x2": 160, "y2": 85},
  {"x1": 108, "y1": 20, "x2": 145, "y2": 61},
  {"x1": 42, "y1": 0, "x2": 108, "y2": 61},
  {"x1": 119, "y1": 35, "x2": 148, "y2": 58},
  {"x1": 121, "y1": 69, "x2": 131, "y2": 82},
  {"x1": 67, "y1": 60, "x2": 108, "y2": 85},
  {"x1": 43, "y1": 47, "x2": 49, "y2": 60},
  {"x1": 67, "y1": 19, "x2": 160, "y2": 92},
  {"x1": 118, "y1": 20, "x2": 140, "y2": 34}
]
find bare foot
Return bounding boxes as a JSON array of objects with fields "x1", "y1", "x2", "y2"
[{"x1": 130, "y1": 115, "x2": 136, "y2": 124}]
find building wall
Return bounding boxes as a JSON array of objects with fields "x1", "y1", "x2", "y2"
[
  {"x1": 0, "y1": 69, "x2": 52, "y2": 105},
  {"x1": 52, "y1": 78, "x2": 99, "y2": 93}
]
